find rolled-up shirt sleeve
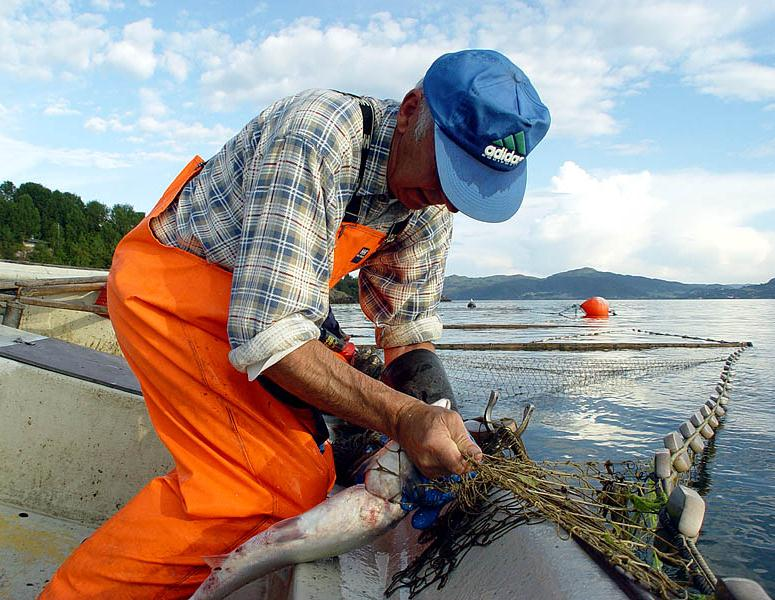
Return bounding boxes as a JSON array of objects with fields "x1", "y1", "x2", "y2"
[
  {"x1": 358, "y1": 205, "x2": 453, "y2": 349},
  {"x1": 227, "y1": 130, "x2": 352, "y2": 375}
]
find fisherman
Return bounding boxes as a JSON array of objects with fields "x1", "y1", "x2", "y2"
[{"x1": 43, "y1": 49, "x2": 550, "y2": 598}]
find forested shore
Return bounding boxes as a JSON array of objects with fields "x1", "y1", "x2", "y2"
[{"x1": 0, "y1": 180, "x2": 144, "y2": 269}]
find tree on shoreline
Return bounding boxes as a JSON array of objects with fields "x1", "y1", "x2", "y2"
[{"x1": 1, "y1": 179, "x2": 144, "y2": 269}]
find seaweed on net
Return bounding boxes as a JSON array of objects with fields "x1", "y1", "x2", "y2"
[{"x1": 386, "y1": 425, "x2": 694, "y2": 600}]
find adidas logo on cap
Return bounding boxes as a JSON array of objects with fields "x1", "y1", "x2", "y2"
[{"x1": 482, "y1": 132, "x2": 526, "y2": 166}]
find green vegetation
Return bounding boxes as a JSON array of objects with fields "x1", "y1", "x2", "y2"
[
  {"x1": 0, "y1": 180, "x2": 144, "y2": 269},
  {"x1": 332, "y1": 273, "x2": 358, "y2": 303}
]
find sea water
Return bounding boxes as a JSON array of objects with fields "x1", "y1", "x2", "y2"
[{"x1": 335, "y1": 299, "x2": 775, "y2": 595}]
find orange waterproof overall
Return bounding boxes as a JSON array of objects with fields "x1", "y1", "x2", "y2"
[{"x1": 42, "y1": 155, "x2": 389, "y2": 599}]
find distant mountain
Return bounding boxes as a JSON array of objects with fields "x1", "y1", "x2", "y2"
[{"x1": 443, "y1": 268, "x2": 775, "y2": 300}]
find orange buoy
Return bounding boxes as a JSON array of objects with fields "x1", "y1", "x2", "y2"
[{"x1": 580, "y1": 296, "x2": 610, "y2": 318}]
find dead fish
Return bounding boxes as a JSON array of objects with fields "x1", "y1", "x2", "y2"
[
  {"x1": 190, "y1": 483, "x2": 405, "y2": 599},
  {"x1": 189, "y1": 427, "x2": 434, "y2": 600}
]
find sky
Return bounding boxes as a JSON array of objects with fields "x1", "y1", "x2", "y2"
[{"x1": 1, "y1": 0, "x2": 774, "y2": 284}]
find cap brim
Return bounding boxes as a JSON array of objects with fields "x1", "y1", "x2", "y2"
[{"x1": 434, "y1": 124, "x2": 527, "y2": 223}]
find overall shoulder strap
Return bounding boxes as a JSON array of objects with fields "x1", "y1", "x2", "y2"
[
  {"x1": 342, "y1": 98, "x2": 374, "y2": 224},
  {"x1": 335, "y1": 93, "x2": 411, "y2": 239}
]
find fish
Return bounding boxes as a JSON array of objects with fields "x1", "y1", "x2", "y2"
[
  {"x1": 190, "y1": 484, "x2": 406, "y2": 600},
  {"x1": 189, "y1": 400, "x2": 451, "y2": 600}
]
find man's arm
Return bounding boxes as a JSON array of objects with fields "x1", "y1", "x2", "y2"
[{"x1": 263, "y1": 339, "x2": 481, "y2": 479}]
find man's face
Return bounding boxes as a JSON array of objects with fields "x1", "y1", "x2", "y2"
[{"x1": 387, "y1": 90, "x2": 458, "y2": 213}]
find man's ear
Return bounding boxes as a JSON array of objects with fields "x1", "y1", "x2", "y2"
[{"x1": 396, "y1": 88, "x2": 423, "y2": 134}]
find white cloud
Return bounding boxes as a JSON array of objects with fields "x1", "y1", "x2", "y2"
[
  {"x1": 85, "y1": 116, "x2": 133, "y2": 133},
  {"x1": 0, "y1": 133, "x2": 129, "y2": 173},
  {"x1": 91, "y1": 0, "x2": 125, "y2": 10},
  {"x1": 0, "y1": 102, "x2": 20, "y2": 133},
  {"x1": 84, "y1": 117, "x2": 107, "y2": 132},
  {"x1": 139, "y1": 87, "x2": 167, "y2": 117},
  {"x1": 157, "y1": 26, "x2": 236, "y2": 93},
  {"x1": 133, "y1": 150, "x2": 189, "y2": 162},
  {"x1": 182, "y1": 2, "x2": 775, "y2": 136},
  {"x1": 447, "y1": 162, "x2": 775, "y2": 284},
  {"x1": 686, "y1": 60, "x2": 775, "y2": 102},
  {"x1": 537, "y1": 162, "x2": 661, "y2": 268},
  {"x1": 0, "y1": 134, "x2": 189, "y2": 186},
  {"x1": 744, "y1": 139, "x2": 775, "y2": 158},
  {"x1": 678, "y1": 38, "x2": 775, "y2": 102},
  {"x1": 470, "y1": 1, "x2": 775, "y2": 135},
  {"x1": 197, "y1": 15, "x2": 463, "y2": 111},
  {"x1": 43, "y1": 99, "x2": 81, "y2": 116},
  {"x1": 247, "y1": 3, "x2": 268, "y2": 18},
  {"x1": 0, "y1": 1, "x2": 25, "y2": 18},
  {"x1": 160, "y1": 50, "x2": 188, "y2": 82},
  {"x1": 0, "y1": 11, "x2": 109, "y2": 79},
  {"x1": 104, "y1": 18, "x2": 160, "y2": 78},
  {"x1": 84, "y1": 101, "x2": 232, "y2": 147},
  {"x1": 134, "y1": 116, "x2": 232, "y2": 144},
  {"x1": 48, "y1": 0, "x2": 72, "y2": 18},
  {"x1": 2, "y1": 2, "x2": 774, "y2": 139}
]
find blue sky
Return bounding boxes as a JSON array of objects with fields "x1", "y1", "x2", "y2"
[{"x1": 1, "y1": 0, "x2": 774, "y2": 284}]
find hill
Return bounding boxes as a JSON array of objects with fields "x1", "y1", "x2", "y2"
[
  {"x1": 0, "y1": 180, "x2": 143, "y2": 268},
  {"x1": 2, "y1": 179, "x2": 770, "y2": 301},
  {"x1": 443, "y1": 268, "x2": 775, "y2": 300}
]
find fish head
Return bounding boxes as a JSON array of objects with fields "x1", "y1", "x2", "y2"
[
  {"x1": 363, "y1": 399, "x2": 450, "y2": 503},
  {"x1": 363, "y1": 439, "x2": 418, "y2": 503}
]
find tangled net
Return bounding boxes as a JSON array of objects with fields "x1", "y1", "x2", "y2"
[
  {"x1": 386, "y1": 425, "x2": 697, "y2": 600},
  {"x1": 334, "y1": 333, "x2": 743, "y2": 599}
]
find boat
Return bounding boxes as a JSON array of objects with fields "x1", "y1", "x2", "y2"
[
  {"x1": 0, "y1": 304, "x2": 635, "y2": 599},
  {"x1": 1, "y1": 263, "x2": 770, "y2": 599},
  {"x1": 0, "y1": 260, "x2": 118, "y2": 355}
]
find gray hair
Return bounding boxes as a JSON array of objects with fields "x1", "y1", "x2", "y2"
[{"x1": 412, "y1": 78, "x2": 434, "y2": 141}]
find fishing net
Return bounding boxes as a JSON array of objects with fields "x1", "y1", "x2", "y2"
[
  {"x1": 386, "y1": 346, "x2": 747, "y2": 599},
  {"x1": 438, "y1": 348, "x2": 727, "y2": 406},
  {"x1": 335, "y1": 329, "x2": 748, "y2": 599},
  {"x1": 385, "y1": 424, "x2": 693, "y2": 599}
]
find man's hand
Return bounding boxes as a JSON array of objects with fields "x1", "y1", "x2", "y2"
[{"x1": 392, "y1": 401, "x2": 483, "y2": 479}]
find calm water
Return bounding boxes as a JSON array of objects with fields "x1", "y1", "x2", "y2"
[{"x1": 335, "y1": 299, "x2": 775, "y2": 594}]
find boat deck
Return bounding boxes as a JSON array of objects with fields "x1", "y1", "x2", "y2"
[
  {"x1": 0, "y1": 502, "x2": 93, "y2": 598},
  {"x1": 0, "y1": 323, "x2": 631, "y2": 599}
]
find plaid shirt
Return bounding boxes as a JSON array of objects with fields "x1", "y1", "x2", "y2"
[{"x1": 151, "y1": 89, "x2": 453, "y2": 375}]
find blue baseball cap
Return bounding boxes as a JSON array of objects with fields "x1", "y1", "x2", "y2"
[{"x1": 424, "y1": 49, "x2": 551, "y2": 223}]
